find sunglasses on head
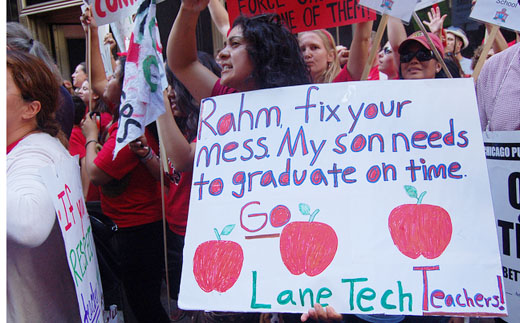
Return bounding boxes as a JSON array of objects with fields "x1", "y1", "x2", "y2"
[{"x1": 400, "y1": 49, "x2": 435, "y2": 63}]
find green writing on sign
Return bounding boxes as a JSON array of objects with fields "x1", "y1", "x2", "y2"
[{"x1": 69, "y1": 225, "x2": 96, "y2": 286}]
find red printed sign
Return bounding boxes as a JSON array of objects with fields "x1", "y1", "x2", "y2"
[
  {"x1": 226, "y1": 0, "x2": 376, "y2": 33},
  {"x1": 90, "y1": 0, "x2": 140, "y2": 26}
]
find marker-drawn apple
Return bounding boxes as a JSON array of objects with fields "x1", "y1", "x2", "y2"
[
  {"x1": 280, "y1": 203, "x2": 338, "y2": 276},
  {"x1": 388, "y1": 185, "x2": 452, "y2": 259},
  {"x1": 193, "y1": 224, "x2": 243, "y2": 293}
]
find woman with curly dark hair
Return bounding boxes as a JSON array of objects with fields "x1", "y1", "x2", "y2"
[{"x1": 167, "y1": 0, "x2": 310, "y2": 102}]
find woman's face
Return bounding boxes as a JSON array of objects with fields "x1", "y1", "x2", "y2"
[
  {"x1": 7, "y1": 68, "x2": 35, "y2": 132},
  {"x1": 400, "y1": 42, "x2": 441, "y2": 80},
  {"x1": 299, "y1": 32, "x2": 333, "y2": 82},
  {"x1": 77, "y1": 80, "x2": 95, "y2": 105},
  {"x1": 167, "y1": 85, "x2": 186, "y2": 118},
  {"x1": 378, "y1": 41, "x2": 397, "y2": 78},
  {"x1": 72, "y1": 64, "x2": 87, "y2": 88},
  {"x1": 217, "y1": 26, "x2": 256, "y2": 91},
  {"x1": 104, "y1": 62, "x2": 123, "y2": 106}
]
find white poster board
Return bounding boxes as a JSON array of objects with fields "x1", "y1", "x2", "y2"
[
  {"x1": 98, "y1": 24, "x2": 114, "y2": 78},
  {"x1": 470, "y1": 0, "x2": 520, "y2": 32},
  {"x1": 359, "y1": 0, "x2": 418, "y2": 22},
  {"x1": 179, "y1": 79, "x2": 507, "y2": 317},
  {"x1": 40, "y1": 156, "x2": 104, "y2": 323},
  {"x1": 110, "y1": 15, "x2": 135, "y2": 52},
  {"x1": 89, "y1": 0, "x2": 141, "y2": 26},
  {"x1": 484, "y1": 131, "x2": 520, "y2": 323},
  {"x1": 415, "y1": 0, "x2": 444, "y2": 12}
]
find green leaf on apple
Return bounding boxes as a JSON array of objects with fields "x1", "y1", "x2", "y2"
[
  {"x1": 404, "y1": 185, "x2": 427, "y2": 204},
  {"x1": 213, "y1": 224, "x2": 235, "y2": 241},
  {"x1": 221, "y1": 224, "x2": 235, "y2": 236},
  {"x1": 299, "y1": 203, "x2": 311, "y2": 215}
]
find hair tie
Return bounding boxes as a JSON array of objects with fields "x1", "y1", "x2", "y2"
[{"x1": 116, "y1": 51, "x2": 128, "y2": 57}]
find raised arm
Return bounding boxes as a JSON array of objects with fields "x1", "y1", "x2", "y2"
[
  {"x1": 387, "y1": 16, "x2": 408, "y2": 70},
  {"x1": 208, "y1": 0, "x2": 230, "y2": 37},
  {"x1": 346, "y1": 20, "x2": 374, "y2": 81},
  {"x1": 423, "y1": 6, "x2": 446, "y2": 38},
  {"x1": 81, "y1": 7, "x2": 108, "y2": 100},
  {"x1": 167, "y1": 0, "x2": 218, "y2": 103},
  {"x1": 157, "y1": 91, "x2": 197, "y2": 172}
]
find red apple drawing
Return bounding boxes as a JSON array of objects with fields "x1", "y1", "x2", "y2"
[
  {"x1": 193, "y1": 224, "x2": 244, "y2": 293},
  {"x1": 280, "y1": 203, "x2": 338, "y2": 276},
  {"x1": 388, "y1": 185, "x2": 452, "y2": 259}
]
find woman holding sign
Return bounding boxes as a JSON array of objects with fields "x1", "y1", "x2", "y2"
[
  {"x1": 7, "y1": 50, "x2": 80, "y2": 322},
  {"x1": 167, "y1": 0, "x2": 310, "y2": 102},
  {"x1": 80, "y1": 7, "x2": 170, "y2": 323}
]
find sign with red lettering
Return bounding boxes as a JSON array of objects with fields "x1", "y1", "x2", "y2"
[
  {"x1": 89, "y1": 0, "x2": 141, "y2": 26},
  {"x1": 226, "y1": 0, "x2": 376, "y2": 33},
  {"x1": 484, "y1": 131, "x2": 520, "y2": 323},
  {"x1": 40, "y1": 156, "x2": 104, "y2": 323},
  {"x1": 179, "y1": 79, "x2": 506, "y2": 316}
]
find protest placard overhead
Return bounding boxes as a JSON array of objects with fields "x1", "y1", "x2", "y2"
[
  {"x1": 359, "y1": 0, "x2": 418, "y2": 22},
  {"x1": 484, "y1": 131, "x2": 520, "y2": 323},
  {"x1": 40, "y1": 156, "x2": 104, "y2": 323},
  {"x1": 178, "y1": 79, "x2": 506, "y2": 316},
  {"x1": 226, "y1": 0, "x2": 376, "y2": 33},
  {"x1": 114, "y1": 0, "x2": 167, "y2": 159},
  {"x1": 470, "y1": 0, "x2": 520, "y2": 32},
  {"x1": 415, "y1": 0, "x2": 444, "y2": 12},
  {"x1": 89, "y1": 0, "x2": 141, "y2": 26}
]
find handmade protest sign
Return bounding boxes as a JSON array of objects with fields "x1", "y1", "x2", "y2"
[
  {"x1": 485, "y1": 131, "x2": 520, "y2": 323},
  {"x1": 89, "y1": 0, "x2": 141, "y2": 26},
  {"x1": 226, "y1": 0, "x2": 376, "y2": 33},
  {"x1": 40, "y1": 156, "x2": 104, "y2": 323},
  {"x1": 470, "y1": 0, "x2": 520, "y2": 32},
  {"x1": 359, "y1": 0, "x2": 418, "y2": 22},
  {"x1": 114, "y1": 0, "x2": 167, "y2": 158},
  {"x1": 178, "y1": 79, "x2": 507, "y2": 316}
]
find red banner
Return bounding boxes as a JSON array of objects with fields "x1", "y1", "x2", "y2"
[{"x1": 227, "y1": 0, "x2": 377, "y2": 33}]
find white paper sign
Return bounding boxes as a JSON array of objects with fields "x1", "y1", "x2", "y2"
[
  {"x1": 110, "y1": 15, "x2": 135, "y2": 52},
  {"x1": 98, "y1": 24, "x2": 114, "y2": 78},
  {"x1": 484, "y1": 131, "x2": 520, "y2": 323},
  {"x1": 359, "y1": 0, "x2": 419, "y2": 22},
  {"x1": 89, "y1": 0, "x2": 142, "y2": 26},
  {"x1": 179, "y1": 79, "x2": 507, "y2": 316},
  {"x1": 470, "y1": 0, "x2": 520, "y2": 32},
  {"x1": 415, "y1": 0, "x2": 444, "y2": 12},
  {"x1": 40, "y1": 156, "x2": 104, "y2": 323}
]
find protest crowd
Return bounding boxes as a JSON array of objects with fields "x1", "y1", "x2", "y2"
[{"x1": 6, "y1": 0, "x2": 519, "y2": 322}]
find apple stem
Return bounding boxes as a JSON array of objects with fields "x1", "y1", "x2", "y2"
[
  {"x1": 214, "y1": 228, "x2": 221, "y2": 241},
  {"x1": 417, "y1": 191, "x2": 427, "y2": 204},
  {"x1": 309, "y1": 209, "x2": 320, "y2": 222}
]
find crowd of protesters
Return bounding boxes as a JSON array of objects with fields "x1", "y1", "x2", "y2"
[{"x1": 6, "y1": 0, "x2": 519, "y2": 322}]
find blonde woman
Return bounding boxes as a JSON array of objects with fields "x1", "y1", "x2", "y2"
[{"x1": 298, "y1": 29, "x2": 341, "y2": 83}]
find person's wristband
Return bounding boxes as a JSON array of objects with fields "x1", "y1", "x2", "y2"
[
  {"x1": 139, "y1": 147, "x2": 155, "y2": 163},
  {"x1": 85, "y1": 139, "x2": 98, "y2": 149}
]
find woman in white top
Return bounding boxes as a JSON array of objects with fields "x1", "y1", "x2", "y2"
[{"x1": 7, "y1": 50, "x2": 80, "y2": 322}]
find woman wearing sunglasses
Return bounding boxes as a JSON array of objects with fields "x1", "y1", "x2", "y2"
[
  {"x1": 387, "y1": 16, "x2": 445, "y2": 80},
  {"x1": 397, "y1": 31, "x2": 444, "y2": 80}
]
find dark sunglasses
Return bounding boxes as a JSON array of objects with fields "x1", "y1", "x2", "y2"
[{"x1": 400, "y1": 49, "x2": 435, "y2": 63}]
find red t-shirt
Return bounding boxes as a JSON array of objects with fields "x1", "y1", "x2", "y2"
[
  {"x1": 333, "y1": 65, "x2": 380, "y2": 82},
  {"x1": 164, "y1": 138, "x2": 196, "y2": 236},
  {"x1": 211, "y1": 79, "x2": 237, "y2": 96},
  {"x1": 94, "y1": 123, "x2": 162, "y2": 227}
]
